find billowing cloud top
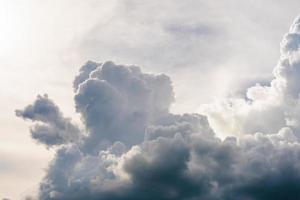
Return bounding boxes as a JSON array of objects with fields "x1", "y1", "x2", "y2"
[
  {"x1": 17, "y1": 15, "x2": 300, "y2": 200},
  {"x1": 203, "y1": 16, "x2": 300, "y2": 138},
  {"x1": 74, "y1": 61, "x2": 174, "y2": 153}
]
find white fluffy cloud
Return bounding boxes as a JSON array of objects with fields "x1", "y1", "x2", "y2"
[
  {"x1": 16, "y1": 15, "x2": 300, "y2": 200},
  {"x1": 203, "y1": 16, "x2": 300, "y2": 139}
]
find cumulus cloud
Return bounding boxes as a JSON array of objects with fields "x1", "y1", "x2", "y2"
[
  {"x1": 203, "y1": 15, "x2": 300, "y2": 138},
  {"x1": 73, "y1": 61, "x2": 174, "y2": 153},
  {"x1": 16, "y1": 94, "x2": 81, "y2": 147},
  {"x1": 17, "y1": 15, "x2": 300, "y2": 200}
]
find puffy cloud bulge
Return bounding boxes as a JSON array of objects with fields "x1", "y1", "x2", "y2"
[
  {"x1": 203, "y1": 15, "x2": 300, "y2": 138},
  {"x1": 17, "y1": 16, "x2": 300, "y2": 200}
]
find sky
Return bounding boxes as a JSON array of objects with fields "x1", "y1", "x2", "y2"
[{"x1": 2, "y1": 0, "x2": 300, "y2": 199}]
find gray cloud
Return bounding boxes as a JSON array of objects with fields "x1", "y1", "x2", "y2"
[
  {"x1": 73, "y1": 61, "x2": 102, "y2": 91},
  {"x1": 16, "y1": 94, "x2": 81, "y2": 147},
  {"x1": 17, "y1": 14, "x2": 300, "y2": 200},
  {"x1": 74, "y1": 61, "x2": 174, "y2": 153}
]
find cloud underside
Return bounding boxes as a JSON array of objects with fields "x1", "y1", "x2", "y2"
[{"x1": 17, "y1": 16, "x2": 300, "y2": 200}]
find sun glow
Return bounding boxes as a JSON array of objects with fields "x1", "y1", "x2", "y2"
[{"x1": 0, "y1": 1, "x2": 31, "y2": 58}]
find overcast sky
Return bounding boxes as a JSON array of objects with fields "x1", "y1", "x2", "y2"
[{"x1": 1, "y1": 1, "x2": 300, "y2": 199}]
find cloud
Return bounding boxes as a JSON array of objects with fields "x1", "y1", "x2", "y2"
[
  {"x1": 17, "y1": 15, "x2": 300, "y2": 200},
  {"x1": 74, "y1": 0, "x2": 300, "y2": 114},
  {"x1": 16, "y1": 94, "x2": 81, "y2": 147},
  {"x1": 202, "y1": 15, "x2": 300, "y2": 138},
  {"x1": 73, "y1": 61, "x2": 174, "y2": 153}
]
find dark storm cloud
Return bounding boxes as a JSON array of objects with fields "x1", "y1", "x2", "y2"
[{"x1": 17, "y1": 15, "x2": 300, "y2": 200}]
